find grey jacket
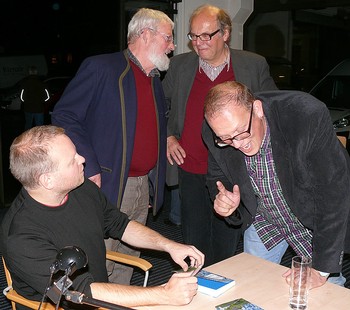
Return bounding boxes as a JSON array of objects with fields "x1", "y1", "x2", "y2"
[
  {"x1": 202, "y1": 90, "x2": 350, "y2": 273},
  {"x1": 163, "y1": 49, "x2": 277, "y2": 185}
]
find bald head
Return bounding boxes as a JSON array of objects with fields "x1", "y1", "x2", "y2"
[
  {"x1": 189, "y1": 4, "x2": 232, "y2": 39},
  {"x1": 204, "y1": 81, "x2": 255, "y2": 120}
]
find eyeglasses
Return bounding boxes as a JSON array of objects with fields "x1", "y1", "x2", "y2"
[
  {"x1": 213, "y1": 103, "x2": 254, "y2": 147},
  {"x1": 147, "y1": 28, "x2": 174, "y2": 43},
  {"x1": 187, "y1": 29, "x2": 221, "y2": 41}
]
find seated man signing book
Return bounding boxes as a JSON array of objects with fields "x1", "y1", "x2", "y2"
[{"x1": 1, "y1": 125, "x2": 204, "y2": 309}]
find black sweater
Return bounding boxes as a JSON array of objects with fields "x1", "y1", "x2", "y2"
[{"x1": 1, "y1": 179, "x2": 129, "y2": 308}]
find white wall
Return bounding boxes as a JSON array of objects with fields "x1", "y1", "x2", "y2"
[{"x1": 174, "y1": 0, "x2": 253, "y2": 55}]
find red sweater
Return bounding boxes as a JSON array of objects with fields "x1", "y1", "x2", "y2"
[
  {"x1": 179, "y1": 65, "x2": 235, "y2": 174},
  {"x1": 128, "y1": 62, "x2": 158, "y2": 176}
]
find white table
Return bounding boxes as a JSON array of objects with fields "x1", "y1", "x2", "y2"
[{"x1": 135, "y1": 252, "x2": 350, "y2": 310}]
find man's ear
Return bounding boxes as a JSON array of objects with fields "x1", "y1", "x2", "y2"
[
  {"x1": 140, "y1": 28, "x2": 150, "y2": 44},
  {"x1": 39, "y1": 173, "x2": 54, "y2": 190},
  {"x1": 253, "y1": 100, "x2": 264, "y2": 119},
  {"x1": 222, "y1": 28, "x2": 230, "y2": 42}
]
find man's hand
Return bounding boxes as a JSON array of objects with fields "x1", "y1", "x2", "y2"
[
  {"x1": 283, "y1": 268, "x2": 328, "y2": 290},
  {"x1": 166, "y1": 242, "x2": 204, "y2": 273},
  {"x1": 214, "y1": 181, "x2": 240, "y2": 217},
  {"x1": 163, "y1": 272, "x2": 198, "y2": 305},
  {"x1": 167, "y1": 136, "x2": 186, "y2": 165},
  {"x1": 89, "y1": 173, "x2": 101, "y2": 188},
  {"x1": 91, "y1": 269, "x2": 198, "y2": 306}
]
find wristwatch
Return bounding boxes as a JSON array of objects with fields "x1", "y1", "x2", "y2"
[{"x1": 318, "y1": 271, "x2": 330, "y2": 278}]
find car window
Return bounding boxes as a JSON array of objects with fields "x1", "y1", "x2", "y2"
[
  {"x1": 44, "y1": 77, "x2": 71, "y2": 94},
  {"x1": 310, "y1": 76, "x2": 350, "y2": 109}
]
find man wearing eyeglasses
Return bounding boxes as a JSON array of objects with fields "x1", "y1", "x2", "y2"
[
  {"x1": 202, "y1": 81, "x2": 350, "y2": 288},
  {"x1": 52, "y1": 8, "x2": 175, "y2": 285},
  {"x1": 163, "y1": 4, "x2": 277, "y2": 266}
]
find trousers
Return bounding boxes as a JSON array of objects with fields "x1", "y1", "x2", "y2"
[
  {"x1": 105, "y1": 175, "x2": 149, "y2": 284},
  {"x1": 179, "y1": 168, "x2": 241, "y2": 266},
  {"x1": 24, "y1": 112, "x2": 44, "y2": 130}
]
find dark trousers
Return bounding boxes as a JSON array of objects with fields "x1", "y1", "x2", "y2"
[{"x1": 179, "y1": 168, "x2": 241, "y2": 266}]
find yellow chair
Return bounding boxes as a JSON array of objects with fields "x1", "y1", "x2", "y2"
[{"x1": 2, "y1": 251, "x2": 152, "y2": 310}]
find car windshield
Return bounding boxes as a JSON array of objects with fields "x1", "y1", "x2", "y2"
[{"x1": 310, "y1": 75, "x2": 350, "y2": 109}]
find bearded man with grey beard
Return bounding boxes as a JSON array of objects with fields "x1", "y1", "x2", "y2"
[{"x1": 52, "y1": 7, "x2": 175, "y2": 285}]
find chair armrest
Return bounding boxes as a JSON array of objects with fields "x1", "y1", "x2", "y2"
[
  {"x1": 106, "y1": 250, "x2": 152, "y2": 272},
  {"x1": 4, "y1": 286, "x2": 62, "y2": 310}
]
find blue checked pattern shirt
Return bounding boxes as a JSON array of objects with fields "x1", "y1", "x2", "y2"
[{"x1": 244, "y1": 123, "x2": 312, "y2": 258}]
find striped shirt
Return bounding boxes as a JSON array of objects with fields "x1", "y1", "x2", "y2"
[{"x1": 245, "y1": 123, "x2": 312, "y2": 258}]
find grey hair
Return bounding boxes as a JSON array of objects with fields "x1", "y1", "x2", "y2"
[{"x1": 127, "y1": 8, "x2": 174, "y2": 44}]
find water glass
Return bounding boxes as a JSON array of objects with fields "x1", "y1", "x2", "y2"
[{"x1": 289, "y1": 256, "x2": 312, "y2": 309}]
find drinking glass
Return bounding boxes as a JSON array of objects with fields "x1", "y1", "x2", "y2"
[{"x1": 289, "y1": 256, "x2": 312, "y2": 309}]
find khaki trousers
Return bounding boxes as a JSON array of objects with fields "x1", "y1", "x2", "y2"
[{"x1": 105, "y1": 175, "x2": 149, "y2": 284}]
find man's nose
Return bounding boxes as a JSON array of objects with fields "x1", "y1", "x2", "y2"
[
  {"x1": 192, "y1": 39, "x2": 202, "y2": 46},
  {"x1": 78, "y1": 154, "x2": 85, "y2": 164},
  {"x1": 230, "y1": 139, "x2": 244, "y2": 149}
]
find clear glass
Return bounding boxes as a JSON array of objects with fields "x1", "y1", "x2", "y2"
[{"x1": 289, "y1": 256, "x2": 312, "y2": 310}]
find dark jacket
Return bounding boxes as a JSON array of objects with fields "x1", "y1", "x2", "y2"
[
  {"x1": 20, "y1": 75, "x2": 48, "y2": 113},
  {"x1": 52, "y1": 51, "x2": 167, "y2": 214},
  {"x1": 202, "y1": 90, "x2": 350, "y2": 273}
]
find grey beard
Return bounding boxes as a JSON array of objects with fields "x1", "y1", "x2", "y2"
[{"x1": 149, "y1": 53, "x2": 170, "y2": 71}]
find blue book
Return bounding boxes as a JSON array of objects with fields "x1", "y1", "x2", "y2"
[{"x1": 196, "y1": 269, "x2": 235, "y2": 297}]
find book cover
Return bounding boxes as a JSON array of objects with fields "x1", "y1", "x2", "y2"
[
  {"x1": 215, "y1": 298, "x2": 263, "y2": 310},
  {"x1": 196, "y1": 269, "x2": 235, "y2": 298}
]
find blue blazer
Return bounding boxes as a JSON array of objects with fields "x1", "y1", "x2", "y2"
[{"x1": 52, "y1": 51, "x2": 167, "y2": 214}]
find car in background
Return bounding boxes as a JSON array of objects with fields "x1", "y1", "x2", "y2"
[
  {"x1": 309, "y1": 59, "x2": 350, "y2": 140},
  {"x1": 0, "y1": 76, "x2": 71, "y2": 113},
  {"x1": 266, "y1": 56, "x2": 295, "y2": 90},
  {"x1": 0, "y1": 81, "x2": 22, "y2": 111}
]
